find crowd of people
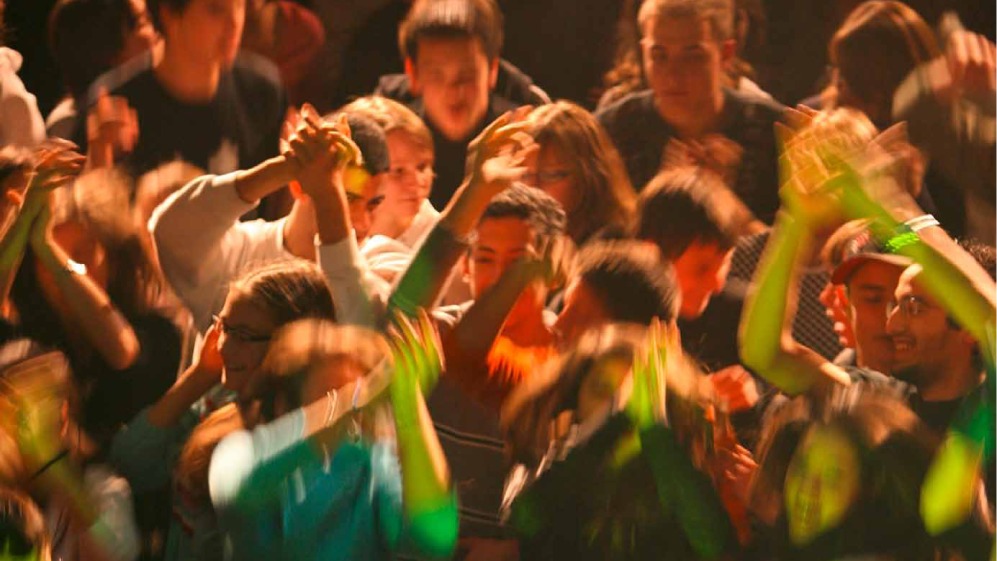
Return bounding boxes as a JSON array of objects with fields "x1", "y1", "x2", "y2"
[{"x1": 0, "y1": 0, "x2": 994, "y2": 559}]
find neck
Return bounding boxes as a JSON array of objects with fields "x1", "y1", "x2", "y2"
[
  {"x1": 656, "y1": 91, "x2": 725, "y2": 138},
  {"x1": 370, "y1": 206, "x2": 415, "y2": 240},
  {"x1": 918, "y1": 355, "x2": 982, "y2": 402},
  {"x1": 154, "y1": 42, "x2": 222, "y2": 102}
]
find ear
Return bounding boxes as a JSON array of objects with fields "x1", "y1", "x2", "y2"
[
  {"x1": 487, "y1": 58, "x2": 499, "y2": 90},
  {"x1": 404, "y1": 57, "x2": 421, "y2": 95},
  {"x1": 461, "y1": 252, "x2": 472, "y2": 285}
]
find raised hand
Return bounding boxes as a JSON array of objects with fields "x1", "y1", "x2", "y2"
[
  {"x1": 22, "y1": 141, "x2": 84, "y2": 215},
  {"x1": 85, "y1": 88, "x2": 139, "y2": 169},
  {"x1": 387, "y1": 309, "x2": 444, "y2": 428},
  {"x1": 465, "y1": 107, "x2": 537, "y2": 196},
  {"x1": 286, "y1": 106, "x2": 364, "y2": 203},
  {"x1": 625, "y1": 319, "x2": 671, "y2": 430}
]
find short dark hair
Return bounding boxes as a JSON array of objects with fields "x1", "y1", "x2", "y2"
[
  {"x1": 958, "y1": 239, "x2": 996, "y2": 281},
  {"x1": 49, "y1": 0, "x2": 137, "y2": 100},
  {"x1": 146, "y1": 0, "x2": 191, "y2": 33},
  {"x1": 325, "y1": 111, "x2": 391, "y2": 176},
  {"x1": 635, "y1": 167, "x2": 740, "y2": 261},
  {"x1": 479, "y1": 183, "x2": 567, "y2": 244},
  {"x1": 574, "y1": 241, "x2": 680, "y2": 324},
  {"x1": 399, "y1": 0, "x2": 504, "y2": 61}
]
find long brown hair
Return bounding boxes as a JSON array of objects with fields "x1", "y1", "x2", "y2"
[
  {"x1": 528, "y1": 102, "x2": 636, "y2": 244},
  {"x1": 825, "y1": 1, "x2": 940, "y2": 125}
]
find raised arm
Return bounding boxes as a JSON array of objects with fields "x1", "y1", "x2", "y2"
[
  {"x1": 389, "y1": 109, "x2": 536, "y2": 316},
  {"x1": 739, "y1": 119, "x2": 853, "y2": 395}
]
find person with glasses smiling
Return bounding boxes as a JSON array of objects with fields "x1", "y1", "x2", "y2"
[{"x1": 109, "y1": 260, "x2": 336, "y2": 561}]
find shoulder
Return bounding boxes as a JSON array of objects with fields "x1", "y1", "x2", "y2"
[
  {"x1": 230, "y1": 52, "x2": 284, "y2": 93},
  {"x1": 726, "y1": 87, "x2": 786, "y2": 124},
  {"x1": 595, "y1": 90, "x2": 656, "y2": 128},
  {"x1": 375, "y1": 73, "x2": 415, "y2": 104},
  {"x1": 87, "y1": 51, "x2": 155, "y2": 102}
]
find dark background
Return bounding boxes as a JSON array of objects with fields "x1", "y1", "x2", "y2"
[{"x1": 7, "y1": 0, "x2": 995, "y2": 117}]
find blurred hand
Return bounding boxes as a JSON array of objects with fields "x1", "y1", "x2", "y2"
[
  {"x1": 387, "y1": 310, "x2": 444, "y2": 427},
  {"x1": 196, "y1": 323, "x2": 225, "y2": 385},
  {"x1": 663, "y1": 134, "x2": 744, "y2": 186},
  {"x1": 86, "y1": 89, "x2": 139, "y2": 168},
  {"x1": 709, "y1": 365, "x2": 759, "y2": 413},
  {"x1": 466, "y1": 107, "x2": 537, "y2": 196}
]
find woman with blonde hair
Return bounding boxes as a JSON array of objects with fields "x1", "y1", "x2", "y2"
[{"x1": 524, "y1": 101, "x2": 636, "y2": 246}]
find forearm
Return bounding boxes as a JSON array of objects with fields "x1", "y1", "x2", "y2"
[
  {"x1": 33, "y1": 239, "x2": 139, "y2": 370},
  {"x1": 146, "y1": 364, "x2": 217, "y2": 428},
  {"x1": 234, "y1": 155, "x2": 296, "y2": 204},
  {"x1": 0, "y1": 205, "x2": 36, "y2": 312},
  {"x1": 389, "y1": 225, "x2": 469, "y2": 316},
  {"x1": 437, "y1": 178, "x2": 494, "y2": 239},
  {"x1": 739, "y1": 214, "x2": 847, "y2": 394},
  {"x1": 310, "y1": 189, "x2": 351, "y2": 247},
  {"x1": 395, "y1": 392, "x2": 452, "y2": 517},
  {"x1": 451, "y1": 263, "x2": 533, "y2": 358}
]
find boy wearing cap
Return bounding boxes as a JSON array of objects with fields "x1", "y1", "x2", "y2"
[{"x1": 824, "y1": 221, "x2": 911, "y2": 374}]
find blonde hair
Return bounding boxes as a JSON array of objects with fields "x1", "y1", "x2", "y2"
[
  {"x1": 528, "y1": 101, "x2": 636, "y2": 243},
  {"x1": 341, "y1": 96, "x2": 434, "y2": 155}
]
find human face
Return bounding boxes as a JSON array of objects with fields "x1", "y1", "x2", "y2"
[
  {"x1": 120, "y1": 0, "x2": 158, "y2": 63},
  {"x1": 161, "y1": 0, "x2": 245, "y2": 69},
  {"x1": 216, "y1": 292, "x2": 277, "y2": 396},
  {"x1": 845, "y1": 261, "x2": 903, "y2": 374},
  {"x1": 522, "y1": 143, "x2": 577, "y2": 214},
  {"x1": 640, "y1": 15, "x2": 730, "y2": 129},
  {"x1": 553, "y1": 280, "x2": 610, "y2": 348},
  {"x1": 886, "y1": 266, "x2": 965, "y2": 392},
  {"x1": 346, "y1": 171, "x2": 382, "y2": 243},
  {"x1": 378, "y1": 131, "x2": 434, "y2": 223},
  {"x1": 407, "y1": 36, "x2": 497, "y2": 141},
  {"x1": 784, "y1": 425, "x2": 861, "y2": 546},
  {"x1": 671, "y1": 241, "x2": 732, "y2": 319},
  {"x1": 468, "y1": 217, "x2": 542, "y2": 325}
]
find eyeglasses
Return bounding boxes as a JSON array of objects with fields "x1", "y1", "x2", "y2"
[
  {"x1": 212, "y1": 315, "x2": 272, "y2": 343},
  {"x1": 522, "y1": 170, "x2": 571, "y2": 186},
  {"x1": 886, "y1": 295, "x2": 932, "y2": 318}
]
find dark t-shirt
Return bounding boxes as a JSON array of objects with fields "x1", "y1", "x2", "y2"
[
  {"x1": 78, "y1": 52, "x2": 286, "y2": 181},
  {"x1": 596, "y1": 88, "x2": 785, "y2": 224},
  {"x1": 412, "y1": 96, "x2": 518, "y2": 210}
]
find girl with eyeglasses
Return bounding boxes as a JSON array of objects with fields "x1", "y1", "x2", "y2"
[{"x1": 108, "y1": 260, "x2": 336, "y2": 561}]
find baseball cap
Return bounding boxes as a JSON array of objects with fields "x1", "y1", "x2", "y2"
[{"x1": 828, "y1": 223, "x2": 911, "y2": 285}]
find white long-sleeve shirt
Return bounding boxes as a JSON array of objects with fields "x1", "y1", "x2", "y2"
[{"x1": 150, "y1": 172, "x2": 385, "y2": 330}]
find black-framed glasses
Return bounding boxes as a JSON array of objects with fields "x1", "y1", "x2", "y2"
[
  {"x1": 212, "y1": 315, "x2": 272, "y2": 343},
  {"x1": 887, "y1": 295, "x2": 932, "y2": 318}
]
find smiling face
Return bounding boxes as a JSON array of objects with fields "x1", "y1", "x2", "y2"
[
  {"x1": 641, "y1": 14, "x2": 730, "y2": 129},
  {"x1": 160, "y1": 0, "x2": 245, "y2": 70},
  {"x1": 375, "y1": 131, "x2": 434, "y2": 229},
  {"x1": 845, "y1": 260, "x2": 904, "y2": 374},
  {"x1": 407, "y1": 36, "x2": 497, "y2": 142},
  {"x1": 216, "y1": 291, "x2": 277, "y2": 397},
  {"x1": 886, "y1": 266, "x2": 968, "y2": 394},
  {"x1": 784, "y1": 425, "x2": 861, "y2": 546}
]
